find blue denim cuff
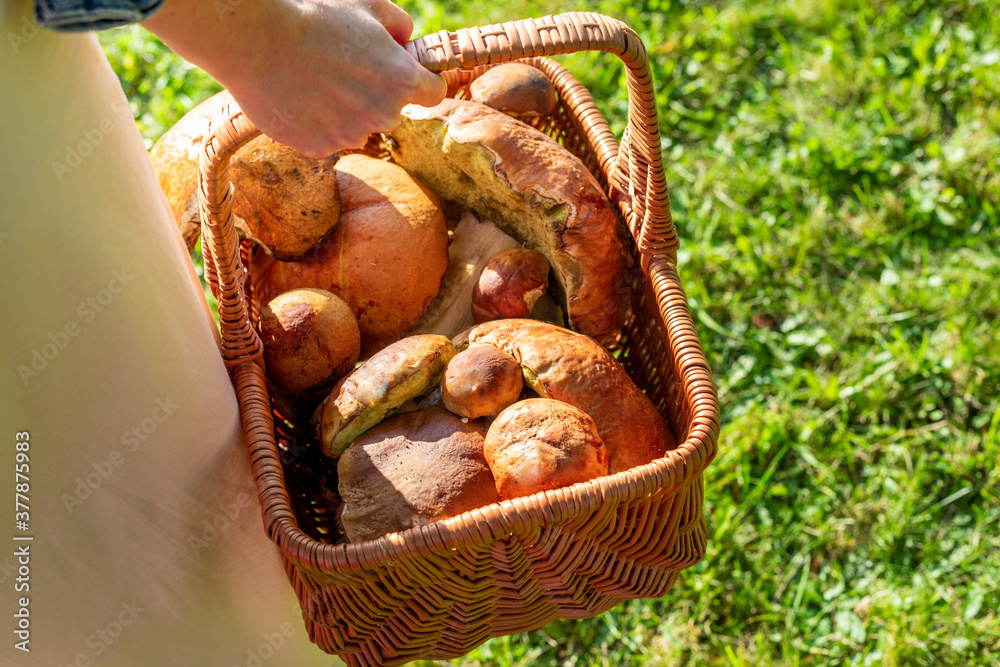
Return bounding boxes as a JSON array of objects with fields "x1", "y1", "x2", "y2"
[{"x1": 35, "y1": 0, "x2": 167, "y2": 32}]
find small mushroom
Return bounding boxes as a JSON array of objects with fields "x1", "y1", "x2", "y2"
[
  {"x1": 472, "y1": 248, "x2": 550, "y2": 323},
  {"x1": 259, "y1": 288, "x2": 360, "y2": 423},
  {"x1": 406, "y1": 211, "x2": 522, "y2": 340},
  {"x1": 441, "y1": 345, "x2": 524, "y2": 419},
  {"x1": 469, "y1": 63, "x2": 558, "y2": 120},
  {"x1": 484, "y1": 398, "x2": 608, "y2": 500}
]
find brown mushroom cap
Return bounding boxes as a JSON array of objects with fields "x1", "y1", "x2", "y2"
[
  {"x1": 389, "y1": 98, "x2": 631, "y2": 341},
  {"x1": 318, "y1": 334, "x2": 457, "y2": 458},
  {"x1": 472, "y1": 248, "x2": 550, "y2": 323},
  {"x1": 149, "y1": 91, "x2": 340, "y2": 257},
  {"x1": 469, "y1": 63, "x2": 558, "y2": 119},
  {"x1": 250, "y1": 154, "x2": 450, "y2": 357},
  {"x1": 228, "y1": 135, "x2": 341, "y2": 261},
  {"x1": 149, "y1": 90, "x2": 234, "y2": 252},
  {"x1": 441, "y1": 345, "x2": 524, "y2": 419},
  {"x1": 259, "y1": 288, "x2": 360, "y2": 398},
  {"x1": 337, "y1": 408, "x2": 499, "y2": 543},
  {"x1": 484, "y1": 398, "x2": 608, "y2": 500},
  {"x1": 457, "y1": 319, "x2": 675, "y2": 473}
]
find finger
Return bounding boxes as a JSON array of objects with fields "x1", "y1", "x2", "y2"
[{"x1": 370, "y1": 0, "x2": 413, "y2": 44}]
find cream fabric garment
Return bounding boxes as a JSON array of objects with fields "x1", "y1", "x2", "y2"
[{"x1": 0, "y1": 1, "x2": 337, "y2": 664}]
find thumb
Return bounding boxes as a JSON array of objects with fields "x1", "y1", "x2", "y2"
[{"x1": 408, "y1": 68, "x2": 448, "y2": 108}]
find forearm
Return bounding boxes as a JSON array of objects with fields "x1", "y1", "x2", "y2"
[
  {"x1": 140, "y1": 0, "x2": 278, "y2": 89},
  {"x1": 142, "y1": 0, "x2": 446, "y2": 156}
]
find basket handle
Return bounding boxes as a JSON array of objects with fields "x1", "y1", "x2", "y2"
[
  {"x1": 406, "y1": 12, "x2": 676, "y2": 256},
  {"x1": 199, "y1": 11, "x2": 675, "y2": 363},
  {"x1": 199, "y1": 109, "x2": 262, "y2": 366}
]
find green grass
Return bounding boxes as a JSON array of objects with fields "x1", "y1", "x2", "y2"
[{"x1": 101, "y1": 0, "x2": 999, "y2": 664}]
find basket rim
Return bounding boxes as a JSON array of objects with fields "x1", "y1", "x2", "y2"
[{"x1": 270, "y1": 430, "x2": 714, "y2": 574}]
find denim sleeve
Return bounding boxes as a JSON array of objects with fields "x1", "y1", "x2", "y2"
[{"x1": 35, "y1": 0, "x2": 167, "y2": 32}]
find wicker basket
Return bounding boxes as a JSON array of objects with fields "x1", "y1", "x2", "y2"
[{"x1": 197, "y1": 12, "x2": 719, "y2": 666}]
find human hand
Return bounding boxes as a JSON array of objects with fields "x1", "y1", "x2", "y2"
[{"x1": 143, "y1": 0, "x2": 447, "y2": 156}]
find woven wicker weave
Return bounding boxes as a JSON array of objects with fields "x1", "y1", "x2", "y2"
[{"x1": 198, "y1": 12, "x2": 719, "y2": 666}]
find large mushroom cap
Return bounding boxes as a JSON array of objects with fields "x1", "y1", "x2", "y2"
[
  {"x1": 149, "y1": 90, "x2": 234, "y2": 252},
  {"x1": 228, "y1": 135, "x2": 341, "y2": 261},
  {"x1": 389, "y1": 98, "x2": 631, "y2": 342},
  {"x1": 337, "y1": 407, "x2": 499, "y2": 543}
]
